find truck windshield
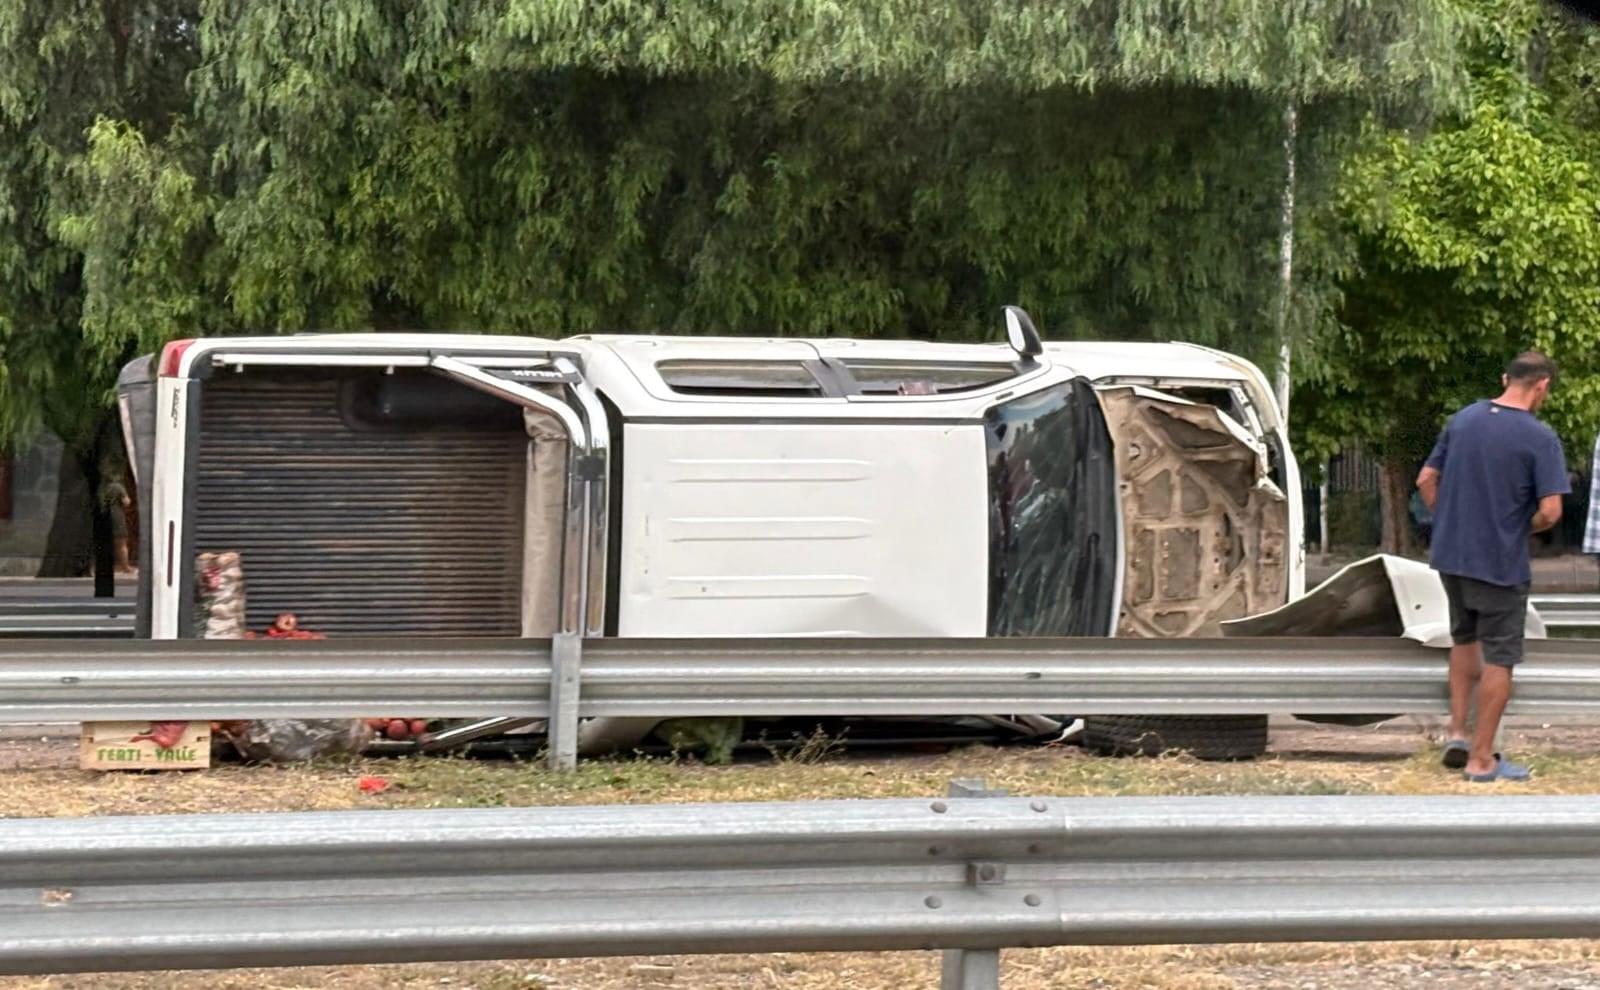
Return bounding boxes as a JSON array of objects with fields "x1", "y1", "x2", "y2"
[{"x1": 985, "y1": 378, "x2": 1120, "y2": 636}]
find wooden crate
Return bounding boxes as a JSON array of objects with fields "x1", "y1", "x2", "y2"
[{"x1": 80, "y1": 721, "x2": 211, "y2": 770}]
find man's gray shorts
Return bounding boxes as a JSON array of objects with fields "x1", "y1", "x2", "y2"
[{"x1": 1440, "y1": 573, "x2": 1530, "y2": 668}]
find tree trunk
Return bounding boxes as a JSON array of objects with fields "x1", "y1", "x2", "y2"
[
  {"x1": 88, "y1": 446, "x2": 114, "y2": 598},
  {"x1": 36, "y1": 416, "x2": 119, "y2": 594},
  {"x1": 36, "y1": 450, "x2": 92, "y2": 578},
  {"x1": 1378, "y1": 459, "x2": 1417, "y2": 557},
  {"x1": 1273, "y1": 102, "x2": 1298, "y2": 419}
]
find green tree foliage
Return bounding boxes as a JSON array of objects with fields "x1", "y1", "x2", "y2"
[
  {"x1": 0, "y1": 2, "x2": 200, "y2": 450},
  {"x1": 1300, "y1": 0, "x2": 1600, "y2": 479},
  {"x1": 479, "y1": 0, "x2": 1458, "y2": 101},
  {"x1": 3, "y1": 0, "x2": 1461, "y2": 464}
]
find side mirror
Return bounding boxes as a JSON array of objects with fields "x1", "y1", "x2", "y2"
[{"x1": 1003, "y1": 305, "x2": 1043, "y2": 361}]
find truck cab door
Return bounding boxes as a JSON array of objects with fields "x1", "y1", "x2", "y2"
[{"x1": 982, "y1": 376, "x2": 1125, "y2": 638}]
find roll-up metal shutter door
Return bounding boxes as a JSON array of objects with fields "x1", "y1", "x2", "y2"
[{"x1": 192, "y1": 370, "x2": 528, "y2": 637}]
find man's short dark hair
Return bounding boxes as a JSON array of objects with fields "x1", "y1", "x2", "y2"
[{"x1": 1506, "y1": 350, "x2": 1557, "y2": 386}]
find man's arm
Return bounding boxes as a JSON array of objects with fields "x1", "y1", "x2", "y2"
[
  {"x1": 1532, "y1": 431, "x2": 1572, "y2": 534},
  {"x1": 1418, "y1": 417, "x2": 1452, "y2": 511},
  {"x1": 1533, "y1": 494, "x2": 1564, "y2": 533},
  {"x1": 1416, "y1": 465, "x2": 1441, "y2": 511}
]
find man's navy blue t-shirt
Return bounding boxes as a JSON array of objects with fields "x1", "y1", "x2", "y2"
[{"x1": 1425, "y1": 399, "x2": 1569, "y2": 588}]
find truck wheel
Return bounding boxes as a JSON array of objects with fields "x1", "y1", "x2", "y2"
[{"x1": 1081, "y1": 715, "x2": 1268, "y2": 761}]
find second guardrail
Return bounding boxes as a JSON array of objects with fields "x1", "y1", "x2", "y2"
[{"x1": 7, "y1": 790, "x2": 1600, "y2": 985}]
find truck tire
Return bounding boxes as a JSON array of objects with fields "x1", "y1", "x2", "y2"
[{"x1": 1081, "y1": 714, "x2": 1268, "y2": 761}]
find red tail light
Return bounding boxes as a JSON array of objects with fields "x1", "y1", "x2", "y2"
[{"x1": 158, "y1": 339, "x2": 197, "y2": 377}]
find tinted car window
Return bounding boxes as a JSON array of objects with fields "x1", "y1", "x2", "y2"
[{"x1": 986, "y1": 378, "x2": 1120, "y2": 636}]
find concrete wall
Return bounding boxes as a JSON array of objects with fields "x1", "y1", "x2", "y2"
[{"x1": 0, "y1": 434, "x2": 64, "y2": 576}]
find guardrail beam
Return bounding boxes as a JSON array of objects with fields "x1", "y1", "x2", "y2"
[
  {"x1": 8, "y1": 794, "x2": 1600, "y2": 979},
  {"x1": 8, "y1": 635, "x2": 1600, "y2": 725}
]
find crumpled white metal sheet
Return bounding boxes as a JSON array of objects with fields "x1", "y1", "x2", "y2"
[{"x1": 1220, "y1": 552, "x2": 1546, "y2": 647}]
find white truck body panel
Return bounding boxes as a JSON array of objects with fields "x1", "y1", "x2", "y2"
[
  {"x1": 149, "y1": 376, "x2": 190, "y2": 640},
  {"x1": 618, "y1": 422, "x2": 989, "y2": 637}
]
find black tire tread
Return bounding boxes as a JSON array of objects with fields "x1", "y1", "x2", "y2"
[{"x1": 1081, "y1": 714, "x2": 1268, "y2": 761}]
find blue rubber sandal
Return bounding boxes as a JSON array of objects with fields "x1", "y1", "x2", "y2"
[
  {"x1": 1464, "y1": 755, "x2": 1532, "y2": 783},
  {"x1": 1441, "y1": 739, "x2": 1470, "y2": 770}
]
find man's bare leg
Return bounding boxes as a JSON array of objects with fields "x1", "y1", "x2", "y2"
[
  {"x1": 1447, "y1": 641, "x2": 1482, "y2": 741},
  {"x1": 1464, "y1": 663, "x2": 1514, "y2": 777}
]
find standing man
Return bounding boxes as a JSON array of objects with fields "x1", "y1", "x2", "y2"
[
  {"x1": 1416, "y1": 352, "x2": 1568, "y2": 782},
  {"x1": 1583, "y1": 433, "x2": 1600, "y2": 578}
]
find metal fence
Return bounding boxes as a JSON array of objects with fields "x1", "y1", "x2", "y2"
[
  {"x1": 8, "y1": 635, "x2": 1600, "y2": 769},
  {"x1": 7, "y1": 787, "x2": 1600, "y2": 988}
]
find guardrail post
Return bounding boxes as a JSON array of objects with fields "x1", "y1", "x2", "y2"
[
  {"x1": 548, "y1": 633, "x2": 582, "y2": 773},
  {"x1": 941, "y1": 949, "x2": 1000, "y2": 990},
  {"x1": 940, "y1": 779, "x2": 1006, "y2": 990},
  {"x1": 947, "y1": 778, "x2": 1008, "y2": 799}
]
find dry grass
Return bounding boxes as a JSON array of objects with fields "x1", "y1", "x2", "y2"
[
  {"x1": 7, "y1": 720, "x2": 1600, "y2": 989},
  {"x1": 13, "y1": 734, "x2": 1600, "y2": 822},
  {"x1": 8, "y1": 942, "x2": 1600, "y2": 990}
]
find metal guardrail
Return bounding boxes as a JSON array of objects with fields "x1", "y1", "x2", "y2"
[
  {"x1": 8, "y1": 635, "x2": 1600, "y2": 768},
  {"x1": 0, "y1": 598, "x2": 134, "y2": 617},
  {"x1": 0, "y1": 592, "x2": 1593, "y2": 638},
  {"x1": 0, "y1": 618, "x2": 135, "y2": 639},
  {"x1": 1531, "y1": 594, "x2": 1600, "y2": 629},
  {"x1": 6, "y1": 789, "x2": 1600, "y2": 986},
  {"x1": 0, "y1": 597, "x2": 134, "y2": 639}
]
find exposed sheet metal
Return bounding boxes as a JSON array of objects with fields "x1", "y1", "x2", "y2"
[{"x1": 1097, "y1": 386, "x2": 1290, "y2": 637}]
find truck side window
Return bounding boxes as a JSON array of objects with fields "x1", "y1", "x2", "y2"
[
  {"x1": 657, "y1": 361, "x2": 826, "y2": 397},
  {"x1": 985, "y1": 379, "x2": 1120, "y2": 637}
]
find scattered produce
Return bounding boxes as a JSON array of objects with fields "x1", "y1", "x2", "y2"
[
  {"x1": 128, "y1": 721, "x2": 190, "y2": 750},
  {"x1": 243, "y1": 612, "x2": 325, "y2": 640}
]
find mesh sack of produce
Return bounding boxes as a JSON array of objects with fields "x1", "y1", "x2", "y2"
[
  {"x1": 193, "y1": 551, "x2": 247, "y2": 639},
  {"x1": 194, "y1": 553, "x2": 367, "y2": 763},
  {"x1": 217, "y1": 718, "x2": 371, "y2": 764}
]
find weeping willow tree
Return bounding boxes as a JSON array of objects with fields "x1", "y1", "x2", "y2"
[
  {"x1": 0, "y1": 2, "x2": 202, "y2": 579},
  {"x1": 6, "y1": 2, "x2": 1461, "y2": 463}
]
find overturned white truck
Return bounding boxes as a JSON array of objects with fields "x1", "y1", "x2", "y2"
[{"x1": 117, "y1": 308, "x2": 1305, "y2": 760}]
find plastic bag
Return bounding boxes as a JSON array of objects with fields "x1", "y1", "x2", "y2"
[{"x1": 217, "y1": 718, "x2": 370, "y2": 764}]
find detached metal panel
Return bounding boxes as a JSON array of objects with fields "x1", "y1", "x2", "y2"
[{"x1": 190, "y1": 371, "x2": 527, "y2": 637}]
